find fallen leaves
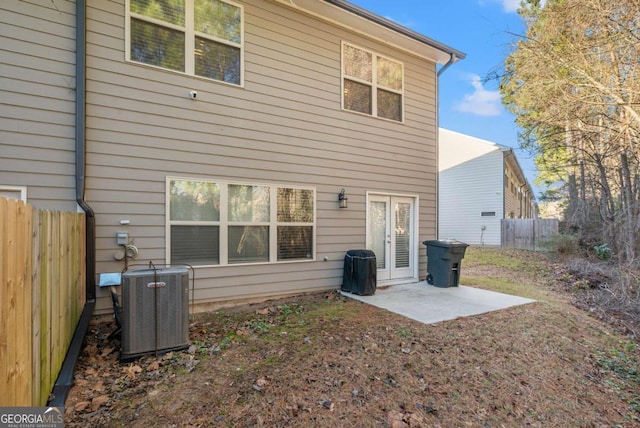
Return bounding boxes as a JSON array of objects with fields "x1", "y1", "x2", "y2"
[
  {"x1": 91, "y1": 395, "x2": 109, "y2": 412},
  {"x1": 74, "y1": 378, "x2": 89, "y2": 387},
  {"x1": 252, "y1": 377, "x2": 269, "y2": 392},
  {"x1": 73, "y1": 395, "x2": 109, "y2": 413},
  {"x1": 147, "y1": 360, "x2": 160, "y2": 371},
  {"x1": 100, "y1": 347, "x2": 115, "y2": 357},
  {"x1": 84, "y1": 368, "x2": 99, "y2": 377},
  {"x1": 73, "y1": 401, "x2": 90, "y2": 412},
  {"x1": 122, "y1": 364, "x2": 143, "y2": 379},
  {"x1": 63, "y1": 280, "x2": 640, "y2": 427},
  {"x1": 66, "y1": 323, "x2": 203, "y2": 422},
  {"x1": 92, "y1": 380, "x2": 106, "y2": 393},
  {"x1": 387, "y1": 409, "x2": 427, "y2": 427}
]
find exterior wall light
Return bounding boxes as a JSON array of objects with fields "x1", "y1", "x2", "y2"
[{"x1": 338, "y1": 188, "x2": 348, "y2": 208}]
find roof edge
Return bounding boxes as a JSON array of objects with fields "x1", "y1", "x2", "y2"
[
  {"x1": 322, "y1": 0, "x2": 466, "y2": 61},
  {"x1": 440, "y1": 128, "x2": 506, "y2": 150}
]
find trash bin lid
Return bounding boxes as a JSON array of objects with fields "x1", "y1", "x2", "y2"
[
  {"x1": 422, "y1": 239, "x2": 468, "y2": 248},
  {"x1": 346, "y1": 249, "x2": 376, "y2": 258}
]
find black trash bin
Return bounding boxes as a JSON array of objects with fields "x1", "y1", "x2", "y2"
[
  {"x1": 342, "y1": 249, "x2": 376, "y2": 296},
  {"x1": 423, "y1": 240, "x2": 469, "y2": 287}
]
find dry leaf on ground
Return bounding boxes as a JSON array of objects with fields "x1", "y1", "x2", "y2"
[{"x1": 90, "y1": 395, "x2": 109, "y2": 412}]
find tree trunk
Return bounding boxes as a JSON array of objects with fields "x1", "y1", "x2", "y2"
[
  {"x1": 567, "y1": 172, "x2": 579, "y2": 231},
  {"x1": 620, "y1": 151, "x2": 636, "y2": 263}
]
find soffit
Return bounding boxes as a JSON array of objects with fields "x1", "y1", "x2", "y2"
[{"x1": 271, "y1": 0, "x2": 465, "y2": 64}]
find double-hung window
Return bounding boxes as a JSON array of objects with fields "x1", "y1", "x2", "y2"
[
  {"x1": 168, "y1": 178, "x2": 315, "y2": 266},
  {"x1": 342, "y1": 42, "x2": 404, "y2": 122},
  {"x1": 127, "y1": 0, "x2": 243, "y2": 85}
]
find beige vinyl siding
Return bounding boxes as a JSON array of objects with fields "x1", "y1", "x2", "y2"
[
  {"x1": 504, "y1": 164, "x2": 531, "y2": 219},
  {"x1": 0, "y1": 0, "x2": 78, "y2": 211},
  {"x1": 505, "y1": 184, "x2": 518, "y2": 217},
  {"x1": 86, "y1": 0, "x2": 438, "y2": 313}
]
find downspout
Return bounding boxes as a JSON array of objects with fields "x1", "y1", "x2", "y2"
[
  {"x1": 435, "y1": 54, "x2": 459, "y2": 240},
  {"x1": 49, "y1": 0, "x2": 96, "y2": 406},
  {"x1": 437, "y1": 53, "x2": 459, "y2": 78}
]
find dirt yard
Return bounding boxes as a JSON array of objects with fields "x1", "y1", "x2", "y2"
[{"x1": 65, "y1": 248, "x2": 640, "y2": 427}]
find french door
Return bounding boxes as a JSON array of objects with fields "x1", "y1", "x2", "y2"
[{"x1": 367, "y1": 195, "x2": 416, "y2": 282}]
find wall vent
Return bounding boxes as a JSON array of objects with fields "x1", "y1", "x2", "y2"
[{"x1": 121, "y1": 267, "x2": 189, "y2": 361}]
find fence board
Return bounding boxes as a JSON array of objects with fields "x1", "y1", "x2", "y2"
[
  {"x1": 32, "y1": 209, "x2": 42, "y2": 406},
  {"x1": 1, "y1": 198, "x2": 15, "y2": 401},
  {"x1": 0, "y1": 199, "x2": 33, "y2": 405},
  {"x1": 501, "y1": 218, "x2": 559, "y2": 250},
  {"x1": 39, "y1": 211, "x2": 52, "y2": 406},
  {"x1": 52, "y1": 211, "x2": 62, "y2": 389},
  {"x1": 18, "y1": 199, "x2": 33, "y2": 406},
  {"x1": 0, "y1": 198, "x2": 85, "y2": 406},
  {"x1": 0, "y1": 199, "x2": 3, "y2": 400}
]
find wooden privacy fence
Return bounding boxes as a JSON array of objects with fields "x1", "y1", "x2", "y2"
[
  {"x1": 501, "y1": 218, "x2": 559, "y2": 250},
  {"x1": 1, "y1": 198, "x2": 86, "y2": 406}
]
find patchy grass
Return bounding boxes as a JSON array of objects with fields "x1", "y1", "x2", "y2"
[
  {"x1": 598, "y1": 342, "x2": 640, "y2": 422},
  {"x1": 66, "y1": 248, "x2": 640, "y2": 427},
  {"x1": 462, "y1": 247, "x2": 560, "y2": 302}
]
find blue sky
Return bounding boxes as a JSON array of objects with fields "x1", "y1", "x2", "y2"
[{"x1": 348, "y1": 0, "x2": 541, "y2": 196}]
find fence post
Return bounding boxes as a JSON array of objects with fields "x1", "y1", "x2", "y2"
[{"x1": 532, "y1": 218, "x2": 536, "y2": 251}]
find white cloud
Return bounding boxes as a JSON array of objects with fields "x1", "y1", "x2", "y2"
[
  {"x1": 499, "y1": 0, "x2": 521, "y2": 13},
  {"x1": 486, "y1": 0, "x2": 546, "y2": 13},
  {"x1": 479, "y1": 0, "x2": 520, "y2": 13},
  {"x1": 454, "y1": 74, "x2": 503, "y2": 117}
]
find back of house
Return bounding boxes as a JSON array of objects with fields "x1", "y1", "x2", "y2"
[{"x1": 2, "y1": 0, "x2": 464, "y2": 314}]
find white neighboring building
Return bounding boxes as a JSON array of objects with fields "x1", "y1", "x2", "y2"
[{"x1": 438, "y1": 128, "x2": 536, "y2": 246}]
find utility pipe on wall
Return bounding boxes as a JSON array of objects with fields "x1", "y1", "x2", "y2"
[{"x1": 48, "y1": 0, "x2": 96, "y2": 407}]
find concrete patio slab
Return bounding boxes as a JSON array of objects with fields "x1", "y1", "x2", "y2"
[{"x1": 342, "y1": 282, "x2": 535, "y2": 325}]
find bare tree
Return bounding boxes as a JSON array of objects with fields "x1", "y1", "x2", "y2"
[{"x1": 501, "y1": 0, "x2": 640, "y2": 264}]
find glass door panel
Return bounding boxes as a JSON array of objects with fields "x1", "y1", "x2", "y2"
[
  {"x1": 367, "y1": 195, "x2": 415, "y2": 282},
  {"x1": 369, "y1": 200, "x2": 387, "y2": 270}
]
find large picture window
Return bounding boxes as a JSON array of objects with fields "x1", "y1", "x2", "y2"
[
  {"x1": 342, "y1": 42, "x2": 404, "y2": 122},
  {"x1": 168, "y1": 178, "x2": 315, "y2": 266},
  {"x1": 127, "y1": 0, "x2": 243, "y2": 85}
]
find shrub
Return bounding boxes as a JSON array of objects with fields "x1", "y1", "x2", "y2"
[
  {"x1": 546, "y1": 233, "x2": 580, "y2": 255},
  {"x1": 594, "y1": 244, "x2": 612, "y2": 261}
]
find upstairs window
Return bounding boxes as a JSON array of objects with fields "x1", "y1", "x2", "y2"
[
  {"x1": 342, "y1": 42, "x2": 404, "y2": 122},
  {"x1": 127, "y1": 0, "x2": 243, "y2": 85}
]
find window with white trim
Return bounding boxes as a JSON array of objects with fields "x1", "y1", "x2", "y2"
[
  {"x1": 0, "y1": 186, "x2": 27, "y2": 202},
  {"x1": 127, "y1": 0, "x2": 243, "y2": 85},
  {"x1": 342, "y1": 42, "x2": 404, "y2": 122},
  {"x1": 168, "y1": 178, "x2": 315, "y2": 266}
]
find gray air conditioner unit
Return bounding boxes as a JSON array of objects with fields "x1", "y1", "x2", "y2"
[{"x1": 121, "y1": 266, "x2": 190, "y2": 361}]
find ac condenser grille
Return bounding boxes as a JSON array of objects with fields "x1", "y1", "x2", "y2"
[{"x1": 121, "y1": 267, "x2": 189, "y2": 361}]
